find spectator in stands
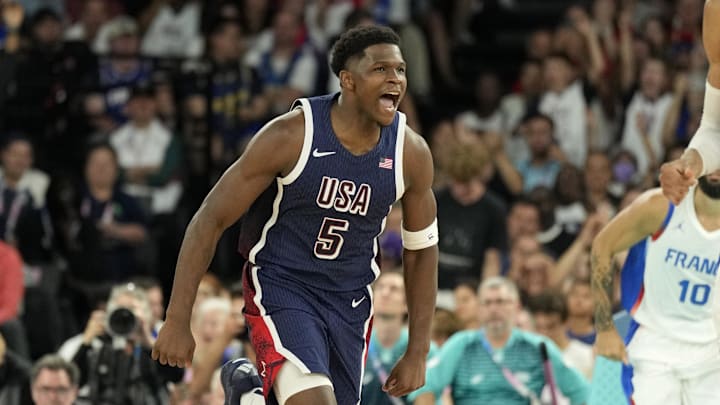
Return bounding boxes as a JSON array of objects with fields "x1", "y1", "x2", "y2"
[
  {"x1": 565, "y1": 278, "x2": 596, "y2": 345},
  {"x1": 528, "y1": 291, "x2": 594, "y2": 379},
  {"x1": 539, "y1": 52, "x2": 587, "y2": 168},
  {"x1": 453, "y1": 279, "x2": 481, "y2": 330},
  {"x1": 431, "y1": 308, "x2": 461, "y2": 347},
  {"x1": 182, "y1": 18, "x2": 267, "y2": 170},
  {"x1": 140, "y1": 0, "x2": 203, "y2": 59},
  {"x1": 59, "y1": 283, "x2": 183, "y2": 405},
  {"x1": 620, "y1": 57, "x2": 673, "y2": 180},
  {"x1": 129, "y1": 276, "x2": 164, "y2": 335},
  {"x1": 61, "y1": 143, "x2": 147, "y2": 323},
  {"x1": 0, "y1": 135, "x2": 50, "y2": 209},
  {"x1": 506, "y1": 197, "x2": 541, "y2": 246},
  {"x1": 0, "y1": 136, "x2": 53, "y2": 264},
  {"x1": 0, "y1": 240, "x2": 28, "y2": 360},
  {"x1": 409, "y1": 277, "x2": 589, "y2": 405},
  {"x1": 361, "y1": 268, "x2": 436, "y2": 405},
  {"x1": 554, "y1": 163, "x2": 588, "y2": 236},
  {"x1": 109, "y1": 84, "x2": 183, "y2": 217},
  {"x1": 530, "y1": 186, "x2": 576, "y2": 257},
  {"x1": 30, "y1": 354, "x2": 79, "y2": 405},
  {"x1": 516, "y1": 113, "x2": 563, "y2": 193},
  {"x1": 584, "y1": 151, "x2": 620, "y2": 211},
  {"x1": 245, "y1": 10, "x2": 319, "y2": 114},
  {"x1": 499, "y1": 59, "x2": 542, "y2": 160},
  {"x1": 436, "y1": 141, "x2": 507, "y2": 293},
  {"x1": 0, "y1": 331, "x2": 31, "y2": 405},
  {"x1": 2, "y1": 7, "x2": 96, "y2": 171},
  {"x1": 515, "y1": 251, "x2": 556, "y2": 303},
  {"x1": 64, "y1": 0, "x2": 110, "y2": 51},
  {"x1": 89, "y1": 16, "x2": 153, "y2": 127},
  {"x1": 456, "y1": 71, "x2": 505, "y2": 135}
]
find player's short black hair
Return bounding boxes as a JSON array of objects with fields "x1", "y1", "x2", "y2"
[{"x1": 330, "y1": 25, "x2": 401, "y2": 77}]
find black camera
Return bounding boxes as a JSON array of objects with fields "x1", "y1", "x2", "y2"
[{"x1": 106, "y1": 307, "x2": 137, "y2": 337}]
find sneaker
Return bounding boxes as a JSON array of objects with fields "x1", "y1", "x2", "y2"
[{"x1": 221, "y1": 358, "x2": 263, "y2": 405}]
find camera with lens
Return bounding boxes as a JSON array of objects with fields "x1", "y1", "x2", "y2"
[{"x1": 106, "y1": 307, "x2": 137, "y2": 338}]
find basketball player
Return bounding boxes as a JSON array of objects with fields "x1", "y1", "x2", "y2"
[
  {"x1": 592, "y1": 173, "x2": 720, "y2": 403},
  {"x1": 661, "y1": 0, "x2": 720, "y2": 204},
  {"x1": 152, "y1": 25, "x2": 439, "y2": 405}
]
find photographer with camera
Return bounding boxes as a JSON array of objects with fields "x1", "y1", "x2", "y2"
[{"x1": 59, "y1": 282, "x2": 182, "y2": 405}]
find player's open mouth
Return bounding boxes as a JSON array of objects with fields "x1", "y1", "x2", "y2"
[{"x1": 379, "y1": 92, "x2": 400, "y2": 112}]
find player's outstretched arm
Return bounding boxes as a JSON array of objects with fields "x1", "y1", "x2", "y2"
[
  {"x1": 662, "y1": 1, "x2": 720, "y2": 202},
  {"x1": 591, "y1": 189, "x2": 669, "y2": 363},
  {"x1": 383, "y1": 128, "x2": 438, "y2": 397},
  {"x1": 152, "y1": 110, "x2": 304, "y2": 367},
  {"x1": 664, "y1": 0, "x2": 720, "y2": 202}
]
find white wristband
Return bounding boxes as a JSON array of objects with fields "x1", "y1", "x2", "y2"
[
  {"x1": 401, "y1": 218, "x2": 439, "y2": 250},
  {"x1": 689, "y1": 81, "x2": 720, "y2": 175}
]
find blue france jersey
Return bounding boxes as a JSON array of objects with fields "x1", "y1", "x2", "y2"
[{"x1": 243, "y1": 94, "x2": 407, "y2": 291}]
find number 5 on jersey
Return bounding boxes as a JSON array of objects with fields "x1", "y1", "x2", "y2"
[{"x1": 315, "y1": 217, "x2": 349, "y2": 259}]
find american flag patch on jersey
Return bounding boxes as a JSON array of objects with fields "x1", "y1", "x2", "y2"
[{"x1": 378, "y1": 157, "x2": 393, "y2": 169}]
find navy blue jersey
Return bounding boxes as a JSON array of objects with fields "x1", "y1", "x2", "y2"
[{"x1": 241, "y1": 93, "x2": 406, "y2": 291}]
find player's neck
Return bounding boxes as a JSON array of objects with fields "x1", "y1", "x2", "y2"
[
  {"x1": 565, "y1": 316, "x2": 594, "y2": 334},
  {"x1": 374, "y1": 318, "x2": 404, "y2": 348},
  {"x1": 694, "y1": 188, "x2": 720, "y2": 220},
  {"x1": 333, "y1": 95, "x2": 381, "y2": 145}
]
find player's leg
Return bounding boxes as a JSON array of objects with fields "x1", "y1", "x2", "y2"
[
  {"x1": 326, "y1": 285, "x2": 374, "y2": 405},
  {"x1": 630, "y1": 358, "x2": 682, "y2": 404},
  {"x1": 274, "y1": 361, "x2": 336, "y2": 405},
  {"x1": 677, "y1": 349, "x2": 720, "y2": 405},
  {"x1": 242, "y1": 264, "x2": 337, "y2": 404}
]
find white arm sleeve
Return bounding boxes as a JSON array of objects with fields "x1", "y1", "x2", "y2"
[
  {"x1": 688, "y1": 81, "x2": 720, "y2": 175},
  {"x1": 401, "y1": 218, "x2": 439, "y2": 250}
]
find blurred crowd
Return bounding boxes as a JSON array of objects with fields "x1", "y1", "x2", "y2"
[{"x1": 0, "y1": 0, "x2": 708, "y2": 404}]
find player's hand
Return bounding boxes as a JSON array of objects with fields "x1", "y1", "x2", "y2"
[
  {"x1": 594, "y1": 328, "x2": 628, "y2": 364},
  {"x1": 383, "y1": 351, "x2": 426, "y2": 397},
  {"x1": 659, "y1": 154, "x2": 700, "y2": 205},
  {"x1": 151, "y1": 317, "x2": 195, "y2": 368}
]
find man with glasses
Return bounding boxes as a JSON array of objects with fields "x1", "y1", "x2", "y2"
[
  {"x1": 409, "y1": 277, "x2": 589, "y2": 405},
  {"x1": 30, "y1": 354, "x2": 79, "y2": 405}
]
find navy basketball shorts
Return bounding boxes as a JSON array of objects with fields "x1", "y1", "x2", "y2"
[{"x1": 242, "y1": 263, "x2": 374, "y2": 405}]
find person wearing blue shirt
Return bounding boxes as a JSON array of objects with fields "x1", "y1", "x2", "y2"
[{"x1": 410, "y1": 277, "x2": 589, "y2": 405}]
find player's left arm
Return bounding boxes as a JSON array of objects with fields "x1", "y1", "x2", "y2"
[{"x1": 383, "y1": 127, "x2": 439, "y2": 397}]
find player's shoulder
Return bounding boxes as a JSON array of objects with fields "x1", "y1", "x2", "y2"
[
  {"x1": 402, "y1": 125, "x2": 433, "y2": 172},
  {"x1": 626, "y1": 188, "x2": 672, "y2": 214},
  {"x1": 258, "y1": 108, "x2": 305, "y2": 143}
]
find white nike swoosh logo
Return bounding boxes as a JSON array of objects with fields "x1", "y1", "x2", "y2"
[
  {"x1": 351, "y1": 296, "x2": 366, "y2": 308},
  {"x1": 313, "y1": 149, "x2": 336, "y2": 158}
]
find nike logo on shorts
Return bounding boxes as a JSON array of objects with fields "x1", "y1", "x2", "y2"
[{"x1": 351, "y1": 296, "x2": 366, "y2": 308}]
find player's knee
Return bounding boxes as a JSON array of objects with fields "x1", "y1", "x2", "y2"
[
  {"x1": 283, "y1": 385, "x2": 336, "y2": 405},
  {"x1": 273, "y1": 361, "x2": 335, "y2": 405}
]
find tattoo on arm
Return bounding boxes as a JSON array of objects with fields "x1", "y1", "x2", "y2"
[{"x1": 591, "y1": 252, "x2": 615, "y2": 331}]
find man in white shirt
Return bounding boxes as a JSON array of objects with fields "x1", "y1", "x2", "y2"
[{"x1": 539, "y1": 53, "x2": 587, "y2": 168}]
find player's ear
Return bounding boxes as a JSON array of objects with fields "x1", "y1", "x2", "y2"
[{"x1": 339, "y1": 70, "x2": 355, "y2": 91}]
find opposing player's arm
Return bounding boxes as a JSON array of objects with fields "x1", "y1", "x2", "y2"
[
  {"x1": 591, "y1": 189, "x2": 669, "y2": 332},
  {"x1": 384, "y1": 127, "x2": 438, "y2": 397},
  {"x1": 164, "y1": 111, "x2": 304, "y2": 325}
]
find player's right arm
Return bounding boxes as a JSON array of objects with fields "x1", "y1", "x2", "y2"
[
  {"x1": 152, "y1": 110, "x2": 304, "y2": 367},
  {"x1": 591, "y1": 189, "x2": 669, "y2": 362},
  {"x1": 661, "y1": 0, "x2": 720, "y2": 203}
]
